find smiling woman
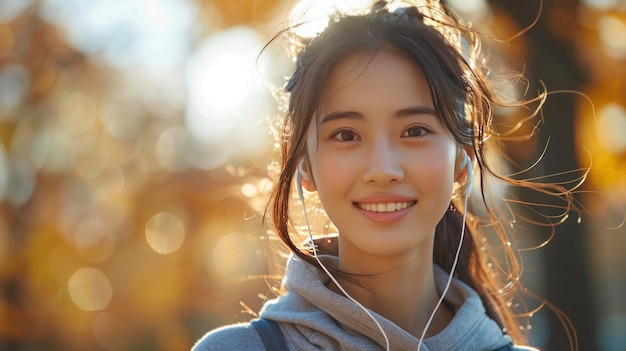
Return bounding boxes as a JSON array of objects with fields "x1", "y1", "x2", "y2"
[
  {"x1": 304, "y1": 50, "x2": 458, "y2": 262},
  {"x1": 191, "y1": 1, "x2": 581, "y2": 350}
]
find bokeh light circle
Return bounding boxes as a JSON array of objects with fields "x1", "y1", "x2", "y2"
[
  {"x1": 598, "y1": 103, "x2": 626, "y2": 154},
  {"x1": 145, "y1": 212, "x2": 186, "y2": 254},
  {"x1": 68, "y1": 267, "x2": 113, "y2": 311}
]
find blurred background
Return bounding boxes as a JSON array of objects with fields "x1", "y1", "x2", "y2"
[{"x1": 0, "y1": 0, "x2": 624, "y2": 350}]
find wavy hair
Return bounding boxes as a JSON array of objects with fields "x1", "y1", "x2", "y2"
[{"x1": 263, "y1": 0, "x2": 580, "y2": 346}]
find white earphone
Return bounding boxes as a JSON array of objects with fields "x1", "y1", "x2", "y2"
[
  {"x1": 296, "y1": 163, "x2": 305, "y2": 200},
  {"x1": 459, "y1": 149, "x2": 474, "y2": 197}
]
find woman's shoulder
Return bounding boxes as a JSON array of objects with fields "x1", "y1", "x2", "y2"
[{"x1": 191, "y1": 321, "x2": 266, "y2": 351}]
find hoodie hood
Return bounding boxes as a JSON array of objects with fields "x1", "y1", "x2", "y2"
[{"x1": 260, "y1": 254, "x2": 512, "y2": 351}]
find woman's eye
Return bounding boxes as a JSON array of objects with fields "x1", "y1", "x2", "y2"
[
  {"x1": 331, "y1": 130, "x2": 359, "y2": 141},
  {"x1": 402, "y1": 126, "x2": 429, "y2": 137}
]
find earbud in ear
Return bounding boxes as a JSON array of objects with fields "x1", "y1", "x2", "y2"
[
  {"x1": 463, "y1": 151, "x2": 474, "y2": 181},
  {"x1": 295, "y1": 165, "x2": 305, "y2": 201},
  {"x1": 297, "y1": 159, "x2": 317, "y2": 193},
  {"x1": 460, "y1": 150, "x2": 473, "y2": 197}
]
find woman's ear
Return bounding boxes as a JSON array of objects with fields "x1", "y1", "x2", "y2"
[{"x1": 298, "y1": 159, "x2": 317, "y2": 192}]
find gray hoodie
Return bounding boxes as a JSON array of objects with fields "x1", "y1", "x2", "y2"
[{"x1": 192, "y1": 254, "x2": 537, "y2": 351}]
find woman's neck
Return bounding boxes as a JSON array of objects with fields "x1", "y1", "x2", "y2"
[{"x1": 331, "y1": 252, "x2": 454, "y2": 338}]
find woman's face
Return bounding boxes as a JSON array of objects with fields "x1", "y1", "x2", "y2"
[{"x1": 305, "y1": 48, "x2": 459, "y2": 269}]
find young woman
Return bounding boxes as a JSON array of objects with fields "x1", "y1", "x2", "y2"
[{"x1": 193, "y1": 1, "x2": 575, "y2": 350}]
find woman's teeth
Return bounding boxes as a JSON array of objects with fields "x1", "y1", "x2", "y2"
[{"x1": 356, "y1": 202, "x2": 412, "y2": 212}]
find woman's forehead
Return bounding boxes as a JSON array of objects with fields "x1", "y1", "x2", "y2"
[
  {"x1": 317, "y1": 48, "x2": 433, "y2": 114},
  {"x1": 324, "y1": 45, "x2": 416, "y2": 85}
]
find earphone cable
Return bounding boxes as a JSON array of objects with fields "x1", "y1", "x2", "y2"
[
  {"x1": 298, "y1": 190, "x2": 391, "y2": 351},
  {"x1": 416, "y1": 191, "x2": 470, "y2": 351}
]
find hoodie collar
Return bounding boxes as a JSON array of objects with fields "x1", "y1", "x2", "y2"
[{"x1": 261, "y1": 254, "x2": 512, "y2": 351}]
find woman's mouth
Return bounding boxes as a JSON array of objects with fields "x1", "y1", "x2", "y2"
[
  {"x1": 354, "y1": 201, "x2": 417, "y2": 212},
  {"x1": 353, "y1": 200, "x2": 417, "y2": 223}
]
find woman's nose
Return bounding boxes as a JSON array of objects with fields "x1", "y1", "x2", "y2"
[{"x1": 361, "y1": 139, "x2": 405, "y2": 185}]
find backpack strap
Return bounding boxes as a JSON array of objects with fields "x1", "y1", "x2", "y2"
[{"x1": 251, "y1": 318, "x2": 288, "y2": 350}]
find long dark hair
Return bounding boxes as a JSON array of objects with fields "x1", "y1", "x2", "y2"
[{"x1": 264, "y1": 0, "x2": 578, "y2": 346}]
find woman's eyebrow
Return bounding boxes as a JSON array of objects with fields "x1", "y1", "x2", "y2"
[
  {"x1": 395, "y1": 106, "x2": 438, "y2": 117},
  {"x1": 319, "y1": 111, "x2": 362, "y2": 125},
  {"x1": 320, "y1": 105, "x2": 438, "y2": 125}
]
